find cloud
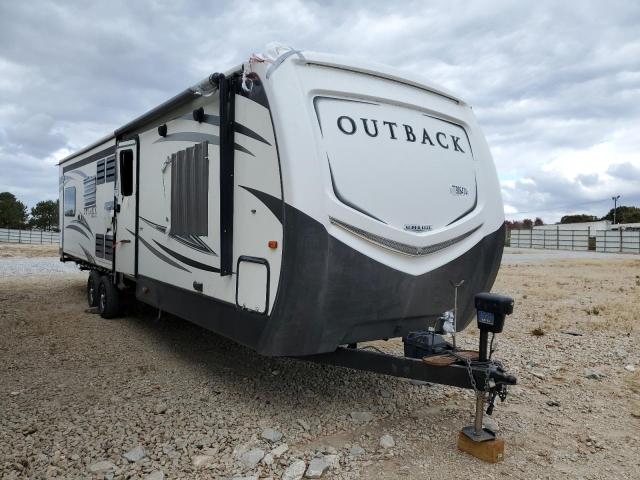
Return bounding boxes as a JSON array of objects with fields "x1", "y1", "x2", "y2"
[
  {"x1": 607, "y1": 162, "x2": 640, "y2": 181},
  {"x1": 577, "y1": 173, "x2": 599, "y2": 187},
  {"x1": 0, "y1": 0, "x2": 638, "y2": 221},
  {"x1": 4, "y1": 113, "x2": 68, "y2": 157}
]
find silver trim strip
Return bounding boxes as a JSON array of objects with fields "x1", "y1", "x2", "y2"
[{"x1": 330, "y1": 217, "x2": 482, "y2": 256}]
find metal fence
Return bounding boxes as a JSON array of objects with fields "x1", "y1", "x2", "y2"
[
  {"x1": 596, "y1": 230, "x2": 640, "y2": 254},
  {"x1": 507, "y1": 228, "x2": 591, "y2": 251},
  {"x1": 507, "y1": 228, "x2": 640, "y2": 254},
  {"x1": 0, "y1": 228, "x2": 60, "y2": 245}
]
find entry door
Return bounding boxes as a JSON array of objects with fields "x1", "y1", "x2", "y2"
[{"x1": 114, "y1": 139, "x2": 137, "y2": 276}]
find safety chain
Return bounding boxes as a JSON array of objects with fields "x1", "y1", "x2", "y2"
[
  {"x1": 463, "y1": 355, "x2": 480, "y2": 393},
  {"x1": 448, "y1": 350, "x2": 488, "y2": 394}
]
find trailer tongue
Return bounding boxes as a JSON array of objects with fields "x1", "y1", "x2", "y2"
[{"x1": 300, "y1": 292, "x2": 517, "y2": 463}]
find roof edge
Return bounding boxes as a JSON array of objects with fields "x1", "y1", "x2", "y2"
[
  {"x1": 298, "y1": 51, "x2": 466, "y2": 105},
  {"x1": 58, "y1": 134, "x2": 115, "y2": 165},
  {"x1": 59, "y1": 66, "x2": 242, "y2": 166}
]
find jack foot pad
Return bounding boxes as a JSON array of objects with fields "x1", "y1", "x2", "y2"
[
  {"x1": 461, "y1": 425, "x2": 496, "y2": 442},
  {"x1": 458, "y1": 429, "x2": 505, "y2": 463}
]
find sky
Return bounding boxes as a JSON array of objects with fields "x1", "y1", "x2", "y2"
[{"x1": 1, "y1": 0, "x2": 639, "y2": 223}]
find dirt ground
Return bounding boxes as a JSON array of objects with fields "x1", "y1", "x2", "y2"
[
  {"x1": 0, "y1": 245, "x2": 639, "y2": 479},
  {"x1": 0, "y1": 244, "x2": 58, "y2": 258}
]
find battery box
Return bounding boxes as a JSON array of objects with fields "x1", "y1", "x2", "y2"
[{"x1": 403, "y1": 331, "x2": 451, "y2": 359}]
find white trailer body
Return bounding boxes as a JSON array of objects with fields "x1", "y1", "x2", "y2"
[{"x1": 59, "y1": 49, "x2": 505, "y2": 356}]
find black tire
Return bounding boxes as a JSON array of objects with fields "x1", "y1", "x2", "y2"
[
  {"x1": 98, "y1": 276, "x2": 121, "y2": 319},
  {"x1": 87, "y1": 271, "x2": 101, "y2": 308}
]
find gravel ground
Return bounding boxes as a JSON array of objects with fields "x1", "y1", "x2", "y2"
[
  {"x1": 1, "y1": 245, "x2": 639, "y2": 479},
  {"x1": 0, "y1": 257, "x2": 81, "y2": 276},
  {"x1": 0, "y1": 244, "x2": 80, "y2": 276},
  {"x1": 503, "y1": 247, "x2": 635, "y2": 264}
]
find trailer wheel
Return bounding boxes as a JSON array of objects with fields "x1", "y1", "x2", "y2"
[
  {"x1": 98, "y1": 276, "x2": 121, "y2": 319},
  {"x1": 87, "y1": 271, "x2": 101, "y2": 308}
]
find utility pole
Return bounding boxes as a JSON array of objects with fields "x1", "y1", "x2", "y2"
[{"x1": 611, "y1": 195, "x2": 620, "y2": 224}]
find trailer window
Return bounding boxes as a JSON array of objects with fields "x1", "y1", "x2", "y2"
[
  {"x1": 97, "y1": 160, "x2": 105, "y2": 185},
  {"x1": 105, "y1": 155, "x2": 116, "y2": 182},
  {"x1": 96, "y1": 155, "x2": 116, "y2": 184},
  {"x1": 64, "y1": 187, "x2": 76, "y2": 216},
  {"x1": 94, "y1": 234, "x2": 113, "y2": 259},
  {"x1": 95, "y1": 234, "x2": 104, "y2": 257},
  {"x1": 83, "y1": 176, "x2": 96, "y2": 209},
  {"x1": 119, "y1": 150, "x2": 134, "y2": 196},
  {"x1": 170, "y1": 141, "x2": 209, "y2": 236}
]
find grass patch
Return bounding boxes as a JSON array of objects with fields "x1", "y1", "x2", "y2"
[{"x1": 531, "y1": 327, "x2": 545, "y2": 336}]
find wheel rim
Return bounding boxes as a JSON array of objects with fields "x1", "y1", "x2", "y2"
[
  {"x1": 88, "y1": 281, "x2": 95, "y2": 305},
  {"x1": 99, "y1": 285, "x2": 106, "y2": 312}
]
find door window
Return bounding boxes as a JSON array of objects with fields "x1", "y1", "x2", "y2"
[
  {"x1": 64, "y1": 186, "x2": 76, "y2": 216},
  {"x1": 119, "y1": 150, "x2": 134, "y2": 196}
]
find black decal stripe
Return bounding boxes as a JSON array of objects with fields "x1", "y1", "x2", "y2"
[
  {"x1": 152, "y1": 132, "x2": 254, "y2": 157},
  {"x1": 234, "y1": 123, "x2": 272, "y2": 146},
  {"x1": 140, "y1": 216, "x2": 167, "y2": 233},
  {"x1": 140, "y1": 216, "x2": 217, "y2": 255},
  {"x1": 178, "y1": 113, "x2": 220, "y2": 126},
  {"x1": 62, "y1": 145, "x2": 116, "y2": 173},
  {"x1": 238, "y1": 72, "x2": 270, "y2": 109},
  {"x1": 239, "y1": 186, "x2": 283, "y2": 224},
  {"x1": 327, "y1": 157, "x2": 386, "y2": 224},
  {"x1": 79, "y1": 244, "x2": 96, "y2": 264},
  {"x1": 79, "y1": 217, "x2": 92, "y2": 233},
  {"x1": 131, "y1": 229, "x2": 191, "y2": 272},
  {"x1": 71, "y1": 218, "x2": 92, "y2": 235},
  {"x1": 169, "y1": 234, "x2": 217, "y2": 256},
  {"x1": 178, "y1": 113, "x2": 271, "y2": 146},
  {"x1": 204, "y1": 113, "x2": 219, "y2": 125},
  {"x1": 65, "y1": 224, "x2": 91, "y2": 240},
  {"x1": 152, "y1": 240, "x2": 220, "y2": 272}
]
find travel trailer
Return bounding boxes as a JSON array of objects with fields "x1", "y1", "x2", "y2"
[{"x1": 59, "y1": 47, "x2": 506, "y2": 357}]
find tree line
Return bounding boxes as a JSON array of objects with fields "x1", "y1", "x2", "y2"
[
  {"x1": 507, "y1": 206, "x2": 640, "y2": 230},
  {"x1": 560, "y1": 206, "x2": 640, "y2": 224},
  {"x1": 0, "y1": 192, "x2": 59, "y2": 231},
  {"x1": 505, "y1": 217, "x2": 544, "y2": 230}
]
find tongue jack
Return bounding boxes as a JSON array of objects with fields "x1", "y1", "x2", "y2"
[{"x1": 458, "y1": 293, "x2": 514, "y2": 462}]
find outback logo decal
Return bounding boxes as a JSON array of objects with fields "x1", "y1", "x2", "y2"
[
  {"x1": 404, "y1": 224, "x2": 432, "y2": 232},
  {"x1": 336, "y1": 116, "x2": 466, "y2": 153},
  {"x1": 450, "y1": 185, "x2": 469, "y2": 196}
]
